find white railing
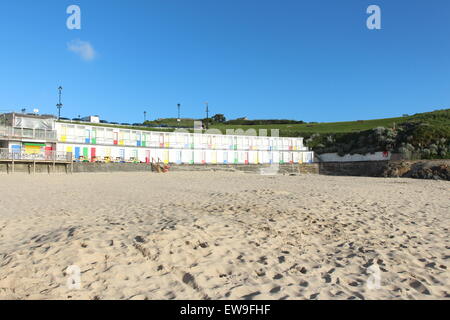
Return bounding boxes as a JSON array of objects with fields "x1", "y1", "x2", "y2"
[
  {"x1": 0, "y1": 126, "x2": 57, "y2": 140},
  {"x1": 0, "y1": 148, "x2": 72, "y2": 162}
]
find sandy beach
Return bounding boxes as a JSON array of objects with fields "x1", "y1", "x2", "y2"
[{"x1": 0, "y1": 171, "x2": 448, "y2": 300}]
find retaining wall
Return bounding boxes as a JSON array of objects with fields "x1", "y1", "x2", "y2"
[
  {"x1": 319, "y1": 152, "x2": 391, "y2": 162},
  {"x1": 3, "y1": 161, "x2": 447, "y2": 180},
  {"x1": 318, "y1": 161, "x2": 390, "y2": 177},
  {"x1": 0, "y1": 162, "x2": 320, "y2": 175},
  {"x1": 72, "y1": 162, "x2": 320, "y2": 174}
]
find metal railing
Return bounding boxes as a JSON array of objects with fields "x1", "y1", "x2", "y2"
[
  {"x1": 0, "y1": 148, "x2": 72, "y2": 162},
  {"x1": 0, "y1": 126, "x2": 57, "y2": 140}
]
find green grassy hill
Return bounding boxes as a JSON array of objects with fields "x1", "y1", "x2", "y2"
[
  {"x1": 298, "y1": 109, "x2": 450, "y2": 159},
  {"x1": 64, "y1": 109, "x2": 449, "y2": 159},
  {"x1": 152, "y1": 109, "x2": 450, "y2": 159},
  {"x1": 151, "y1": 109, "x2": 448, "y2": 137},
  {"x1": 144, "y1": 118, "x2": 198, "y2": 128},
  {"x1": 211, "y1": 116, "x2": 407, "y2": 136}
]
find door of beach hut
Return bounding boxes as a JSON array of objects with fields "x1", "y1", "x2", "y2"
[
  {"x1": 91, "y1": 129, "x2": 97, "y2": 144},
  {"x1": 91, "y1": 148, "x2": 96, "y2": 162},
  {"x1": 105, "y1": 148, "x2": 111, "y2": 161},
  {"x1": 60, "y1": 125, "x2": 67, "y2": 142},
  {"x1": 190, "y1": 149, "x2": 195, "y2": 164},
  {"x1": 201, "y1": 151, "x2": 206, "y2": 164},
  {"x1": 85, "y1": 129, "x2": 90, "y2": 144},
  {"x1": 83, "y1": 147, "x2": 89, "y2": 160},
  {"x1": 273, "y1": 151, "x2": 280, "y2": 164},
  {"x1": 176, "y1": 150, "x2": 182, "y2": 164},
  {"x1": 75, "y1": 147, "x2": 80, "y2": 160},
  {"x1": 65, "y1": 146, "x2": 73, "y2": 160},
  {"x1": 11, "y1": 145, "x2": 21, "y2": 160},
  {"x1": 159, "y1": 133, "x2": 164, "y2": 148},
  {"x1": 210, "y1": 151, "x2": 217, "y2": 164},
  {"x1": 163, "y1": 149, "x2": 169, "y2": 164},
  {"x1": 293, "y1": 152, "x2": 299, "y2": 164}
]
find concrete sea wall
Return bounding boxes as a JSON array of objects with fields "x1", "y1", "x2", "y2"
[
  {"x1": 0, "y1": 162, "x2": 320, "y2": 175},
  {"x1": 1, "y1": 160, "x2": 448, "y2": 180},
  {"x1": 319, "y1": 152, "x2": 391, "y2": 162},
  {"x1": 71, "y1": 162, "x2": 320, "y2": 175},
  {"x1": 318, "y1": 161, "x2": 390, "y2": 177}
]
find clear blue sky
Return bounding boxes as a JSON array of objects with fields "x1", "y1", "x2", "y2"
[{"x1": 0, "y1": 0, "x2": 449, "y2": 123}]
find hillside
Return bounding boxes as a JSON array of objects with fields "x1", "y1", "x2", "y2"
[
  {"x1": 64, "y1": 109, "x2": 449, "y2": 160},
  {"x1": 149, "y1": 109, "x2": 448, "y2": 136},
  {"x1": 302, "y1": 109, "x2": 450, "y2": 159},
  {"x1": 148, "y1": 109, "x2": 450, "y2": 159},
  {"x1": 144, "y1": 118, "x2": 198, "y2": 128},
  {"x1": 210, "y1": 116, "x2": 407, "y2": 136}
]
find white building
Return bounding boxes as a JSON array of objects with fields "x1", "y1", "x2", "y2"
[
  {"x1": 1, "y1": 112, "x2": 314, "y2": 164},
  {"x1": 0, "y1": 112, "x2": 57, "y2": 155},
  {"x1": 81, "y1": 115, "x2": 100, "y2": 123}
]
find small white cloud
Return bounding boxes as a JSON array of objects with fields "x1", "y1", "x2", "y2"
[{"x1": 67, "y1": 39, "x2": 96, "y2": 61}]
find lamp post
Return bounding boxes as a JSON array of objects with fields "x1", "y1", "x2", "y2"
[
  {"x1": 144, "y1": 111, "x2": 147, "y2": 123},
  {"x1": 177, "y1": 104, "x2": 181, "y2": 128},
  {"x1": 204, "y1": 102, "x2": 209, "y2": 129},
  {"x1": 56, "y1": 86, "x2": 63, "y2": 120}
]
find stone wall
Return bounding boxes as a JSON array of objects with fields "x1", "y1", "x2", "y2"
[
  {"x1": 73, "y1": 162, "x2": 153, "y2": 173},
  {"x1": 2, "y1": 161, "x2": 447, "y2": 180},
  {"x1": 72, "y1": 162, "x2": 320, "y2": 175},
  {"x1": 0, "y1": 162, "x2": 320, "y2": 175},
  {"x1": 279, "y1": 163, "x2": 319, "y2": 174},
  {"x1": 317, "y1": 159, "x2": 450, "y2": 180},
  {"x1": 318, "y1": 161, "x2": 389, "y2": 177},
  {"x1": 319, "y1": 152, "x2": 391, "y2": 162}
]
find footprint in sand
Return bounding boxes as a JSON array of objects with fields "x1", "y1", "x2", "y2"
[
  {"x1": 242, "y1": 291, "x2": 261, "y2": 300},
  {"x1": 410, "y1": 280, "x2": 431, "y2": 295}
]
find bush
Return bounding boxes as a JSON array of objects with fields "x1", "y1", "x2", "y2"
[
  {"x1": 307, "y1": 118, "x2": 450, "y2": 160},
  {"x1": 225, "y1": 119, "x2": 305, "y2": 125}
]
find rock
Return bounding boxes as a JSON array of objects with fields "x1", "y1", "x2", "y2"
[{"x1": 383, "y1": 161, "x2": 450, "y2": 181}]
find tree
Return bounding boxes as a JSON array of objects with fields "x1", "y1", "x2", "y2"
[{"x1": 212, "y1": 114, "x2": 226, "y2": 123}]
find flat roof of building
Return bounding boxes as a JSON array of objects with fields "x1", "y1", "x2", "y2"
[{"x1": 1, "y1": 112, "x2": 56, "y2": 119}]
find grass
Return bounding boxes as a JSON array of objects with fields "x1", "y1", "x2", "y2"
[
  {"x1": 138, "y1": 115, "x2": 412, "y2": 137},
  {"x1": 144, "y1": 118, "x2": 198, "y2": 128},
  {"x1": 210, "y1": 117, "x2": 407, "y2": 135},
  {"x1": 207, "y1": 110, "x2": 449, "y2": 139},
  {"x1": 62, "y1": 109, "x2": 449, "y2": 138}
]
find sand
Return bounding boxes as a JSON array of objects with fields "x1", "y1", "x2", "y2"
[{"x1": 0, "y1": 171, "x2": 448, "y2": 300}]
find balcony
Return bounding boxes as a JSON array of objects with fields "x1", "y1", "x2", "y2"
[
  {"x1": 0, "y1": 126, "x2": 57, "y2": 141},
  {"x1": 0, "y1": 148, "x2": 72, "y2": 163}
]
